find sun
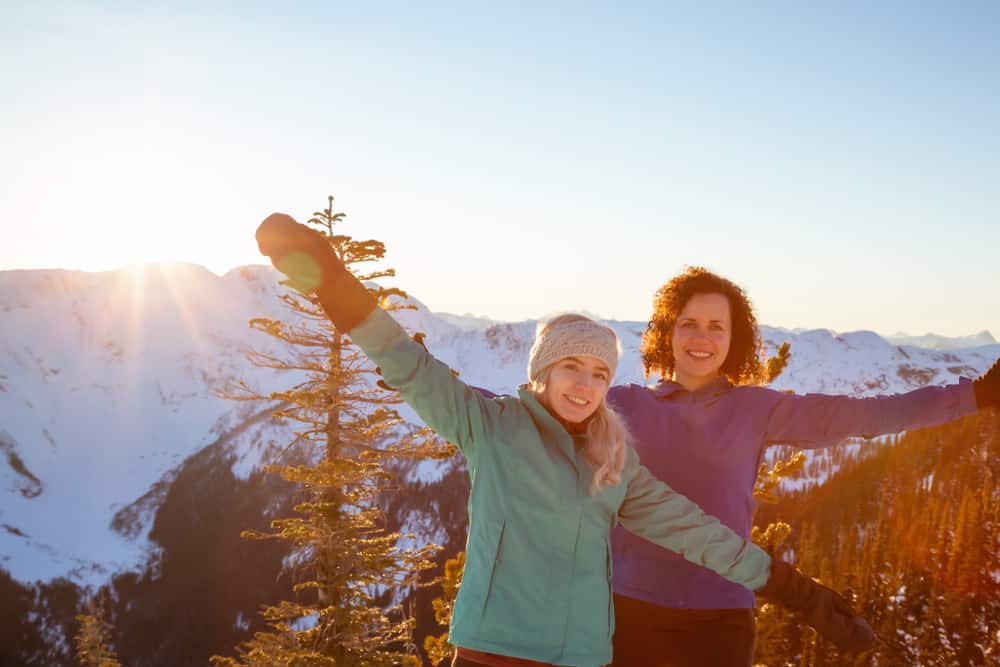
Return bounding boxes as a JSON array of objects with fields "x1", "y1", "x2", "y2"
[{"x1": 36, "y1": 140, "x2": 251, "y2": 276}]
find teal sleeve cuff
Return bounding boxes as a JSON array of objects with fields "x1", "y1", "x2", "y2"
[{"x1": 348, "y1": 307, "x2": 410, "y2": 363}]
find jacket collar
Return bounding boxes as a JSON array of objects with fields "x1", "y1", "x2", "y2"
[
  {"x1": 653, "y1": 375, "x2": 732, "y2": 400},
  {"x1": 518, "y1": 385, "x2": 583, "y2": 470}
]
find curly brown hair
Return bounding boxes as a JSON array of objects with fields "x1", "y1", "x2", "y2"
[{"x1": 641, "y1": 266, "x2": 764, "y2": 385}]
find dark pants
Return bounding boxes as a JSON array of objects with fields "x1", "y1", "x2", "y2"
[
  {"x1": 611, "y1": 594, "x2": 756, "y2": 667},
  {"x1": 452, "y1": 657, "x2": 487, "y2": 667},
  {"x1": 451, "y1": 653, "x2": 571, "y2": 667}
]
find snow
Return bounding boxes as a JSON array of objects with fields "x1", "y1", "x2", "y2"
[
  {"x1": 0, "y1": 264, "x2": 297, "y2": 585},
  {"x1": 1, "y1": 263, "x2": 996, "y2": 588},
  {"x1": 888, "y1": 330, "x2": 997, "y2": 350}
]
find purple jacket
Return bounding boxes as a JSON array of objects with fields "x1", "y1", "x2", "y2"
[{"x1": 607, "y1": 377, "x2": 978, "y2": 610}]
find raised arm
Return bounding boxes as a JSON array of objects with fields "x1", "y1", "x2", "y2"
[{"x1": 256, "y1": 213, "x2": 506, "y2": 461}]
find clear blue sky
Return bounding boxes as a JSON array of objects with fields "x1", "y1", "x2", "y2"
[{"x1": 2, "y1": 2, "x2": 998, "y2": 336}]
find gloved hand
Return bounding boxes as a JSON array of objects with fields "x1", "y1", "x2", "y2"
[
  {"x1": 256, "y1": 213, "x2": 376, "y2": 332},
  {"x1": 756, "y1": 558, "x2": 877, "y2": 652},
  {"x1": 974, "y1": 358, "x2": 1000, "y2": 410}
]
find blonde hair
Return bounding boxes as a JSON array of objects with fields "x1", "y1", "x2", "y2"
[{"x1": 530, "y1": 314, "x2": 630, "y2": 495}]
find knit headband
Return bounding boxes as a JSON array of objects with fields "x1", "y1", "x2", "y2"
[{"x1": 528, "y1": 318, "x2": 620, "y2": 382}]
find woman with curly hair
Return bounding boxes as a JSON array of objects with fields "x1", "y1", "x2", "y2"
[{"x1": 607, "y1": 266, "x2": 1000, "y2": 666}]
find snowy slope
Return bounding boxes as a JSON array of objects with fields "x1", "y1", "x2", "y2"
[
  {"x1": 1, "y1": 264, "x2": 996, "y2": 587},
  {"x1": 0, "y1": 265, "x2": 298, "y2": 583}
]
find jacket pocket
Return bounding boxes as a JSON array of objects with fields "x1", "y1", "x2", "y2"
[
  {"x1": 480, "y1": 518, "x2": 506, "y2": 618},
  {"x1": 453, "y1": 516, "x2": 506, "y2": 631}
]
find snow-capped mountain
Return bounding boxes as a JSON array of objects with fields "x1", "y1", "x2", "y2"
[
  {"x1": 886, "y1": 330, "x2": 997, "y2": 350},
  {"x1": 1, "y1": 264, "x2": 997, "y2": 588}
]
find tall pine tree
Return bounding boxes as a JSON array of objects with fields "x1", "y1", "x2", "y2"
[{"x1": 213, "y1": 196, "x2": 448, "y2": 667}]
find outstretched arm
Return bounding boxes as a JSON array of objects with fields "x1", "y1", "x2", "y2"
[
  {"x1": 618, "y1": 450, "x2": 771, "y2": 590},
  {"x1": 619, "y1": 451, "x2": 875, "y2": 652},
  {"x1": 256, "y1": 213, "x2": 506, "y2": 461},
  {"x1": 764, "y1": 379, "x2": 980, "y2": 449}
]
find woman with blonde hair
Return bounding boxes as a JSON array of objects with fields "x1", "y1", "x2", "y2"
[
  {"x1": 255, "y1": 214, "x2": 874, "y2": 667},
  {"x1": 526, "y1": 313, "x2": 629, "y2": 494}
]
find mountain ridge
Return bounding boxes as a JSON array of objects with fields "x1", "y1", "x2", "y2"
[{"x1": 1, "y1": 264, "x2": 996, "y2": 587}]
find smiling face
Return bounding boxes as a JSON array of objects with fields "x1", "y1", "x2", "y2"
[
  {"x1": 541, "y1": 355, "x2": 612, "y2": 423},
  {"x1": 670, "y1": 292, "x2": 733, "y2": 391}
]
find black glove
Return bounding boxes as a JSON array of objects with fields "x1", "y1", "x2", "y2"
[
  {"x1": 974, "y1": 358, "x2": 1000, "y2": 410},
  {"x1": 256, "y1": 213, "x2": 376, "y2": 332},
  {"x1": 756, "y1": 558, "x2": 877, "y2": 652}
]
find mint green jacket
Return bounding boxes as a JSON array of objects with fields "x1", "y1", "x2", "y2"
[{"x1": 351, "y1": 309, "x2": 770, "y2": 667}]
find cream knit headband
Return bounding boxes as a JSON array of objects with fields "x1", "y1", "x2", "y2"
[{"x1": 528, "y1": 317, "x2": 620, "y2": 382}]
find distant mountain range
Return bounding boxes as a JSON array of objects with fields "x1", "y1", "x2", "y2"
[
  {"x1": 886, "y1": 330, "x2": 996, "y2": 350},
  {"x1": 1, "y1": 263, "x2": 997, "y2": 589}
]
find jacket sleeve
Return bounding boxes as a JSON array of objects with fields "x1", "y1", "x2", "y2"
[
  {"x1": 348, "y1": 307, "x2": 507, "y2": 465},
  {"x1": 763, "y1": 379, "x2": 978, "y2": 449},
  {"x1": 617, "y1": 447, "x2": 771, "y2": 591}
]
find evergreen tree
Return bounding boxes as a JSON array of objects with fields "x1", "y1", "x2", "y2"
[
  {"x1": 213, "y1": 195, "x2": 448, "y2": 666},
  {"x1": 75, "y1": 594, "x2": 120, "y2": 667},
  {"x1": 0, "y1": 568, "x2": 47, "y2": 665},
  {"x1": 423, "y1": 551, "x2": 465, "y2": 666},
  {"x1": 764, "y1": 341, "x2": 792, "y2": 384}
]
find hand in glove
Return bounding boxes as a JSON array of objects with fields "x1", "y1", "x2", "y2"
[
  {"x1": 974, "y1": 358, "x2": 1000, "y2": 410},
  {"x1": 756, "y1": 558, "x2": 877, "y2": 652},
  {"x1": 255, "y1": 213, "x2": 376, "y2": 332}
]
